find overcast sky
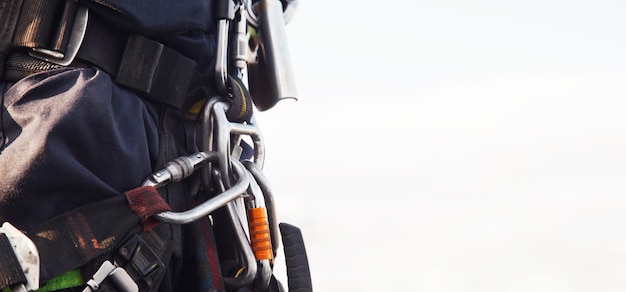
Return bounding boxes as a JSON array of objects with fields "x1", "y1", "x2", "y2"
[{"x1": 256, "y1": 1, "x2": 626, "y2": 291}]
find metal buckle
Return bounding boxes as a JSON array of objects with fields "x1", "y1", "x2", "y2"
[{"x1": 29, "y1": 6, "x2": 89, "y2": 66}]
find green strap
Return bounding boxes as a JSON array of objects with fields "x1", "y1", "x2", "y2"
[
  {"x1": 1, "y1": 269, "x2": 83, "y2": 292},
  {"x1": 36, "y1": 270, "x2": 84, "y2": 292}
]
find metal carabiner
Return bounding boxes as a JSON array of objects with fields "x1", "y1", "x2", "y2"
[
  {"x1": 211, "y1": 169, "x2": 258, "y2": 289},
  {"x1": 142, "y1": 152, "x2": 216, "y2": 188},
  {"x1": 142, "y1": 151, "x2": 251, "y2": 225},
  {"x1": 243, "y1": 160, "x2": 280, "y2": 256},
  {"x1": 214, "y1": 0, "x2": 236, "y2": 92},
  {"x1": 243, "y1": 167, "x2": 273, "y2": 291},
  {"x1": 210, "y1": 164, "x2": 273, "y2": 291},
  {"x1": 200, "y1": 99, "x2": 265, "y2": 190}
]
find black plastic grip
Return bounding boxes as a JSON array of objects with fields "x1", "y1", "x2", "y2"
[{"x1": 279, "y1": 223, "x2": 312, "y2": 292}]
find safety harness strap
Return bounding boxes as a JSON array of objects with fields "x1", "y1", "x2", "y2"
[
  {"x1": 0, "y1": 0, "x2": 22, "y2": 44},
  {"x1": 0, "y1": 0, "x2": 205, "y2": 110},
  {"x1": 0, "y1": 0, "x2": 23, "y2": 79},
  {"x1": 75, "y1": 13, "x2": 199, "y2": 110},
  {"x1": 27, "y1": 186, "x2": 169, "y2": 283},
  {"x1": 11, "y1": 0, "x2": 76, "y2": 49}
]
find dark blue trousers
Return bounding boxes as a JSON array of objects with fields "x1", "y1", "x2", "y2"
[{"x1": 0, "y1": 67, "x2": 160, "y2": 232}]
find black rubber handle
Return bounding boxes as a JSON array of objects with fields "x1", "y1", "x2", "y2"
[{"x1": 279, "y1": 223, "x2": 312, "y2": 292}]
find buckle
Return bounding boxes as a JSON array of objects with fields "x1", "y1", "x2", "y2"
[
  {"x1": 85, "y1": 234, "x2": 167, "y2": 292},
  {"x1": 28, "y1": 6, "x2": 89, "y2": 66},
  {"x1": 115, "y1": 235, "x2": 165, "y2": 290}
]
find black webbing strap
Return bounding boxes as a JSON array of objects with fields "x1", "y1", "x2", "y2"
[
  {"x1": 1, "y1": 0, "x2": 97, "y2": 52},
  {"x1": 1, "y1": 0, "x2": 205, "y2": 110},
  {"x1": 11, "y1": 0, "x2": 77, "y2": 50},
  {"x1": 76, "y1": 13, "x2": 199, "y2": 109},
  {"x1": 0, "y1": 0, "x2": 25, "y2": 78},
  {"x1": 0, "y1": 0, "x2": 24, "y2": 44},
  {"x1": 0, "y1": 233, "x2": 27, "y2": 289},
  {"x1": 30, "y1": 195, "x2": 143, "y2": 282},
  {"x1": 23, "y1": 186, "x2": 169, "y2": 284}
]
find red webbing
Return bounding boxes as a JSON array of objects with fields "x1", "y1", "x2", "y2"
[{"x1": 124, "y1": 186, "x2": 172, "y2": 231}]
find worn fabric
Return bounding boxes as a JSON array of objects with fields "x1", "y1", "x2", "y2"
[{"x1": 0, "y1": 67, "x2": 159, "y2": 232}]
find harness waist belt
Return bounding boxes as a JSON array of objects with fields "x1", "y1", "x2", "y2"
[{"x1": 1, "y1": 0, "x2": 204, "y2": 109}]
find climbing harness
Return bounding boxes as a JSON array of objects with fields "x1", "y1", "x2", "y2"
[{"x1": 0, "y1": 0, "x2": 311, "y2": 291}]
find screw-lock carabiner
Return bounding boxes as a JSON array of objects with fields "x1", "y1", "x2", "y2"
[{"x1": 143, "y1": 154, "x2": 251, "y2": 225}]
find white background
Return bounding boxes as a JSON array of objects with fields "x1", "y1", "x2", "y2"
[{"x1": 256, "y1": 1, "x2": 626, "y2": 291}]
